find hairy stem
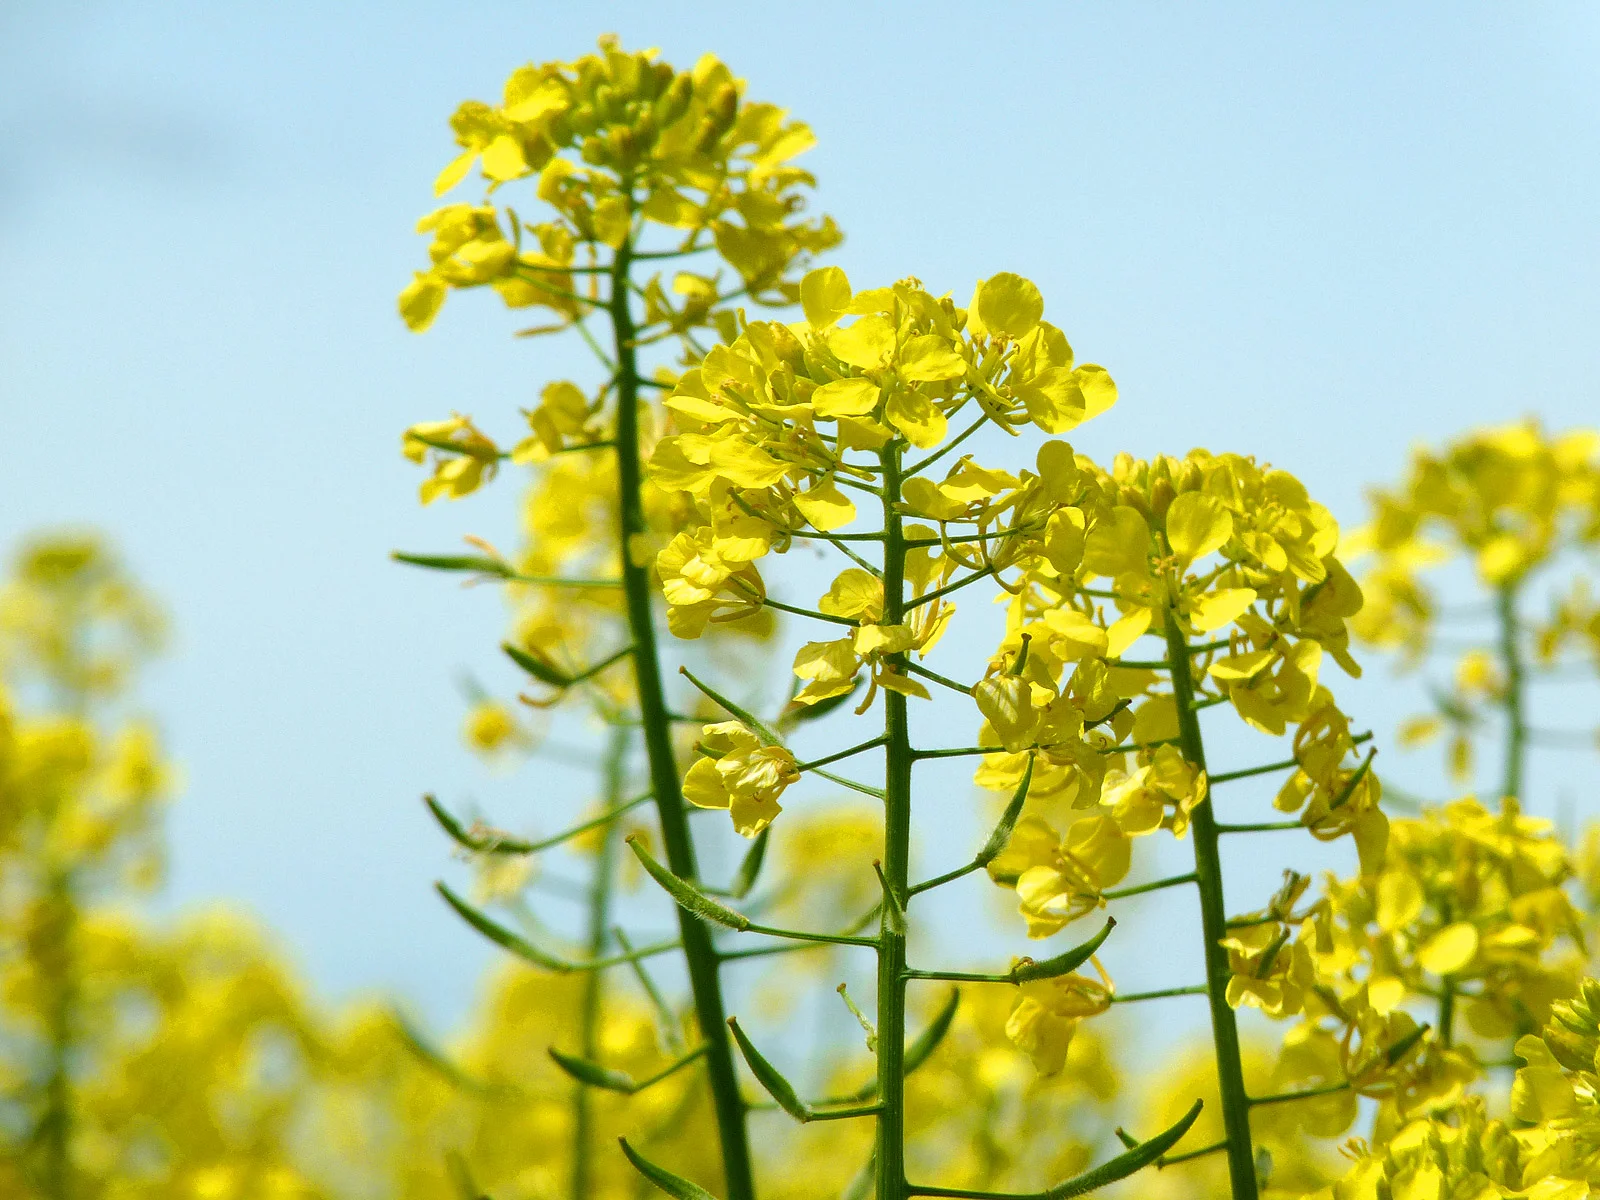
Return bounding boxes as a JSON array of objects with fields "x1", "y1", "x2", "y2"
[
  {"x1": 610, "y1": 233, "x2": 755, "y2": 1200},
  {"x1": 877, "y1": 442, "x2": 912, "y2": 1200},
  {"x1": 1496, "y1": 582, "x2": 1527, "y2": 804},
  {"x1": 1164, "y1": 610, "x2": 1258, "y2": 1200},
  {"x1": 572, "y1": 728, "x2": 628, "y2": 1200}
]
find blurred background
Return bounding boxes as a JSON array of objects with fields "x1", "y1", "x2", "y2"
[{"x1": 2, "y1": 0, "x2": 1597, "y2": 1041}]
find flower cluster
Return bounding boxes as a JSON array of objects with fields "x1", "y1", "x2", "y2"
[
  {"x1": 399, "y1": 34, "x2": 838, "y2": 339},
  {"x1": 1349, "y1": 422, "x2": 1600, "y2": 786},
  {"x1": 979, "y1": 447, "x2": 1380, "y2": 945},
  {"x1": 650, "y1": 267, "x2": 1121, "y2": 826}
]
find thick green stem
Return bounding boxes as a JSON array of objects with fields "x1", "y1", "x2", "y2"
[
  {"x1": 1163, "y1": 611, "x2": 1258, "y2": 1200},
  {"x1": 1496, "y1": 583, "x2": 1526, "y2": 804},
  {"x1": 572, "y1": 728, "x2": 628, "y2": 1200},
  {"x1": 609, "y1": 234, "x2": 756, "y2": 1200},
  {"x1": 877, "y1": 443, "x2": 912, "y2": 1200},
  {"x1": 38, "y1": 866, "x2": 75, "y2": 1200}
]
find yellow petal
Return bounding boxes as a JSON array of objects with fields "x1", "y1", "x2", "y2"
[
  {"x1": 399, "y1": 273, "x2": 447, "y2": 332},
  {"x1": 480, "y1": 134, "x2": 528, "y2": 182},
  {"x1": 1083, "y1": 506, "x2": 1151, "y2": 579},
  {"x1": 811, "y1": 377, "x2": 881, "y2": 418},
  {"x1": 1367, "y1": 976, "x2": 1406, "y2": 1015},
  {"x1": 974, "y1": 675, "x2": 1038, "y2": 753},
  {"x1": 1207, "y1": 650, "x2": 1275, "y2": 683},
  {"x1": 1105, "y1": 607, "x2": 1152, "y2": 658},
  {"x1": 829, "y1": 315, "x2": 896, "y2": 368},
  {"x1": 1375, "y1": 871, "x2": 1424, "y2": 933},
  {"x1": 793, "y1": 478, "x2": 857, "y2": 532},
  {"x1": 433, "y1": 150, "x2": 476, "y2": 196},
  {"x1": 885, "y1": 389, "x2": 947, "y2": 449},
  {"x1": 817, "y1": 569, "x2": 883, "y2": 620},
  {"x1": 800, "y1": 266, "x2": 852, "y2": 328},
  {"x1": 1417, "y1": 922, "x2": 1478, "y2": 976},
  {"x1": 898, "y1": 334, "x2": 967, "y2": 382},
  {"x1": 975, "y1": 272, "x2": 1044, "y2": 339},
  {"x1": 682, "y1": 758, "x2": 731, "y2": 809},
  {"x1": 1040, "y1": 608, "x2": 1108, "y2": 661},
  {"x1": 1165, "y1": 492, "x2": 1233, "y2": 563},
  {"x1": 877, "y1": 670, "x2": 931, "y2": 701},
  {"x1": 1189, "y1": 588, "x2": 1257, "y2": 633},
  {"x1": 1071, "y1": 364, "x2": 1117, "y2": 419}
]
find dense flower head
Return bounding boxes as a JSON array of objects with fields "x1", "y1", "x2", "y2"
[
  {"x1": 647, "y1": 266, "x2": 1130, "y2": 836},
  {"x1": 400, "y1": 34, "x2": 839, "y2": 337}
]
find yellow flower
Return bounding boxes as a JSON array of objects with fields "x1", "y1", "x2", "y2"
[
  {"x1": 682, "y1": 721, "x2": 799, "y2": 836},
  {"x1": 1004, "y1": 960, "x2": 1113, "y2": 1076},
  {"x1": 464, "y1": 699, "x2": 521, "y2": 755}
]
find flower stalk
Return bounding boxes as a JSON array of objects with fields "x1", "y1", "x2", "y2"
[
  {"x1": 610, "y1": 229, "x2": 756, "y2": 1200},
  {"x1": 1163, "y1": 605, "x2": 1258, "y2": 1200}
]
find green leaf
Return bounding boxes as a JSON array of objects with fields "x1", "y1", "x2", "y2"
[
  {"x1": 904, "y1": 987, "x2": 961, "y2": 1075},
  {"x1": 627, "y1": 836, "x2": 751, "y2": 931},
  {"x1": 548, "y1": 1047, "x2": 642, "y2": 1092},
  {"x1": 435, "y1": 882, "x2": 574, "y2": 972},
  {"x1": 393, "y1": 550, "x2": 509, "y2": 576},
  {"x1": 1011, "y1": 917, "x2": 1116, "y2": 984},
  {"x1": 502, "y1": 641, "x2": 572, "y2": 687},
  {"x1": 1046, "y1": 1098, "x2": 1203, "y2": 1197},
  {"x1": 617, "y1": 1138, "x2": 722, "y2": 1200},
  {"x1": 975, "y1": 754, "x2": 1035, "y2": 868},
  {"x1": 727, "y1": 1017, "x2": 811, "y2": 1122},
  {"x1": 727, "y1": 828, "x2": 770, "y2": 900}
]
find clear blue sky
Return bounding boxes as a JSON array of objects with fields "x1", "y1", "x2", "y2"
[{"x1": 2, "y1": 2, "x2": 1597, "y2": 1032}]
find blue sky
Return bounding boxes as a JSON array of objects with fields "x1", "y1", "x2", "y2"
[{"x1": 2, "y1": 1, "x2": 1597, "y2": 1033}]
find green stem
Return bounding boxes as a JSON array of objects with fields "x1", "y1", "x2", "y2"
[
  {"x1": 39, "y1": 866, "x2": 75, "y2": 1200},
  {"x1": 877, "y1": 441, "x2": 912, "y2": 1200},
  {"x1": 609, "y1": 232, "x2": 755, "y2": 1200},
  {"x1": 1497, "y1": 583, "x2": 1526, "y2": 803},
  {"x1": 572, "y1": 728, "x2": 627, "y2": 1200},
  {"x1": 1163, "y1": 609, "x2": 1258, "y2": 1200},
  {"x1": 1103, "y1": 872, "x2": 1197, "y2": 900}
]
